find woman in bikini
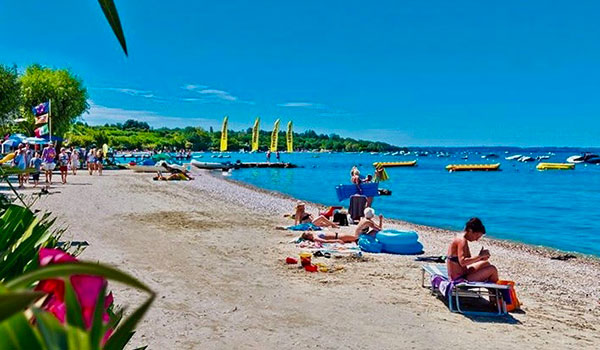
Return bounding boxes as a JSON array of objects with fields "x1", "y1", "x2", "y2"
[
  {"x1": 446, "y1": 217, "x2": 498, "y2": 282},
  {"x1": 294, "y1": 202, "x2": 339, "y2": 228},
  {"x1": 300, "y1": 230, "x2": 358, "y2": 244}
]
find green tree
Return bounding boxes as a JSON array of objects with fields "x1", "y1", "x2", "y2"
[
  {"x1": 20, "y1": 65, "x2": 88, "y2": 138},
  {"x1": 0, "y1": 64, "x2": 21, "y2": 130}
]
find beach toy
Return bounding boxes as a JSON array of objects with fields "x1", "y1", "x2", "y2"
[
  {"x1": 536, "y1": 162, "x2": 575, "y2": 171},
  {"x1": 304, "y1": 264, "x2": 318, "y2": 272},
  {"x1": 375, "y1": 229, "x2": 424, "y2": 255},
  {"x1": 299, "y1": 252, "x2": 312, "y2": 267},
  {"x1": 335, "y1": 183, "x2": 380, "y2": 201},
  {"x1": 372, "y1": 160, "x2": 417, "y2": 168},
  {"x1": 286, "y1": 257, "x2": 298, "y2": 264},
  {"x1": 358, "y1": 234, "x2": 383, "y2": 253}
]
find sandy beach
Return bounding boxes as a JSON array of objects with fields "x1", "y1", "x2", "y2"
[{"x1": 22, "y1": 169, "x2": 600, "y2": 349}]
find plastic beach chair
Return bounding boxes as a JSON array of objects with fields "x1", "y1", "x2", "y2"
[
  {"x1": 421, "y1": 264, "x2": 509, "y2": 316},
  {"x1": 319, "y1": 206, "x2": 343, "y2": 219}
]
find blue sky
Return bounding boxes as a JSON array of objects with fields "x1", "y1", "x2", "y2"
[{"x1": 1, "y1": 1, "x2": 599, "y2": 146}]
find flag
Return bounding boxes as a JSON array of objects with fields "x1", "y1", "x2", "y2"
[
  {"x1": 35, "y1": 114, "x2": 49, "y2": 125},
  {"x1": 270, "y1": 119, "x2": 280, "y2": 152},
  {"x1": 220, "y1": 116, "x2": 228, "y2": 152},
  {"x1": 32, "y1": 102, "x2": 49, "y2": 116},
  {"x1": 251, "y1": 117, "x2": 260, "y2": 152},
  {"x1": 286, "y1": 121, "x2": 293, "y2": 153},
  {"x1": 34, "y1": 125, "x2": 49, "y2": 137}
]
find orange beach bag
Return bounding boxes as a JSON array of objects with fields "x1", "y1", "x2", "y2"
[{"x1": 497, "y1": 280, "x2": 521, "y2": 312}]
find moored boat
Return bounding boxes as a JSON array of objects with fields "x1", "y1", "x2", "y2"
[
  {"x1": 536, "y1": 162, "x2": 575, "y2": 171},
  {"x1": 445, "y1": 163, "x2": 501, "y2": 172},
  {"x1": 191, "y1": 159, "x2": 232, "y2": 170},
  {"x1": 372, "y1": 160, "x2": 417, "y2": 167}
]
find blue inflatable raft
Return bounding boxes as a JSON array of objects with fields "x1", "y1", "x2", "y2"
[{"x1": 335, "y1": 183, "x2": 379, "y2": 201}]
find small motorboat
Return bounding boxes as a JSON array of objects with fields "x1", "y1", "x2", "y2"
[
  {"x1": 190, "y1": 159, "x2": 232, "y2": 170},
  {"x1": 505, "y1": 154, "x2": 522, "y2": 160},
  {"x1": 566, "y1": 155, "x2": 585, "y2": 163},
  {"x1": 481, "y1": 153, "x2": 499, "y2": 159},
  {"x1": 518, "y1": 156, "x2": 535, "y2": 162},
  {"x1": 536, "y1": 155, "x2": 550, "y2": 160}
]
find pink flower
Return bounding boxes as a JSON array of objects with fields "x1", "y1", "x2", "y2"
[{"x1": 35, "y1": 248, "x2": 114, "y2": 342}]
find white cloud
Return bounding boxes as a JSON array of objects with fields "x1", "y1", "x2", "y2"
[
  {"x1": 182, "y1": 84, "x2": 208, "y2": 91},
  {"x1": 84, "y1": 101, "x2": 213, "y2": 127},
  {"x1": 196, "y1": 89, "x2": 237, "y2": 101},
  {"x1": 278, "y1": 102, "x2": 314, "y2": 107},
  {"x1": 99, "y1": 87, "x2": 157, "y2": 99}
]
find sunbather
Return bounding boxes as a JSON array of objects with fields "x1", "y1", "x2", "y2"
[
  {"x1": 446, "y1": 217, "x2": 498, "y2": 282},
  {"x1": 300, "y1": 231, "x2": 358, "y2": 244},
  {"x1": 153, "y1": 171, "x2": 193, "y2": 181},
  {"x1": 354, "y1": 207, "x2": 383, "y2": 237},
  {"x1": 294, "y1": 201, "x2": 339, "y2": 228}
]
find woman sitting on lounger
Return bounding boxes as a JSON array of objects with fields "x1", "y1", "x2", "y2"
[
  {"x1": 446, "y1": 217, "x2": 498, "y2": 282},
  {"x1": 354, "y1": 207, "x2": 383, "y2": 237},
  {"x1": 294, "y1": 201, "x2": 339, "y2": 228},
  {"x1": 300, "y1": 231, "x2": 358, "y2": 244}
]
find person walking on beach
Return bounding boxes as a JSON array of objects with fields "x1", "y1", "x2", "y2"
[
  {"x1": 446, "y1": 217, "x2": 498, "y2": 283},
  {"x1": 70, "y1": 147, "x2": 79, "y2": 175},
  {"x1": 12, "y1": 144, "x2": 28, "y2": 188},
  {"x1": 87, "y1": 148, "x2": 96, "y2": 175},
  {"x1": 41, "y1": 142, "x2": 56, "y2": 185},
  {"x1": 58, "y1": 147, "x2": 69, "y2": 184},
  {"x1": 96, "y1": 148, "x2": 104, "y2": 175},
  {"x1": 29, "y1": 151, "x2": 42, "y2": 188}
]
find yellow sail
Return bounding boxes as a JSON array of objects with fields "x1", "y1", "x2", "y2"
[
  {"x1": 220, "y1": 116, "x2": 228, "y2": 152},
  {"x1": 270, "y1": 119, "x2": 280, "y2": 152},
  {"x1": 251, "y1": 117, "x2": 260, "y2": 152},
  {"x1": 286, "y1": 121, "x2": 293, "y2": 153}
]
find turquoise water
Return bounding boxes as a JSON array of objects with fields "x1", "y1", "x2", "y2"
[{"x1": 120, "y1": 148, "x2": 600, "y2": 256}]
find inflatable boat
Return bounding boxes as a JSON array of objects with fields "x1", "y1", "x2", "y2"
[
  {"x1": 445, "y1": 163, "x2": 500, "y2": 172},
  {"x1": 372, "y1": 160, "x2": 417, "y2": 168},
  {"x1": 536, "y1": 162, "x2": 575, "y2": 171}
]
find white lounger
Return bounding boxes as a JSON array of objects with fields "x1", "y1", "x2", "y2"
[{"x1": 421, "y1": 264, "x2": 509, "y2": 316}]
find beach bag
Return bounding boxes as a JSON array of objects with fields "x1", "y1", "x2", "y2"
[
  {"x1": 497, "y1": 280, "x2": 521, "y2": 312},
  {"x1": 333, "y1": 212, "x2": 348, "y2": 226}
]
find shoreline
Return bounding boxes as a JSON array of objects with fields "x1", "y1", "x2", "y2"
[
  {"x1": 23, "y1": 169, "x2": 600, "y2": 348},
  {"x1": 217, "y1": 172, "x2": 600, "y2": 265}
]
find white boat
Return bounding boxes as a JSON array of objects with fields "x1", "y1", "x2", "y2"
[
  {"x1": 505, "y1": 154, "x2": 522, "y2": 160},
  {"x1": 566, "y1": 155, "x2": 585, "y2": 163},
  {"x1": 190, "y1": 159, "x2": 231, "y2": 170},
  {"x1": 518, "y1": 156, "x2": 535, "y2": 162}
]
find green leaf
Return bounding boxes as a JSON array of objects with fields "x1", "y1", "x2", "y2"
[
  {"x1": 64, "y1": 280, "x2": 86, "y2": 329},
  {"x1": 98, "y1": 0, "x2": 128, "y2": 56},
  {"x1": 103, "y1": 294, "x2": 154, "y2": 350},
  {"x1": 90, "y1": 284, "x2": 107, "y2": 350},
  {"x1": 0, "y1": 290, "x2": 44, "y2": 323},
  {"x1": 66, "y1": 325, "x2": 92, "y2": 350},
  {"x1": 0, "y1": 312, "x2": 43, "y2": 350},
  {"x1": 32, "y1": 308, "x2": 68, "y2": 350},
  {"x1": 6, "y1": 262, "x2": 152, "y2": 294}
]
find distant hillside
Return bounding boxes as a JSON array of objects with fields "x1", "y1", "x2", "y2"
[{"x1": 66, "y1": 120, "x2": 404, "y2": 152}]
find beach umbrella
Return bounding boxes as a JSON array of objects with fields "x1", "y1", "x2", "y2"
[{"x1": 25, "y1": 137, "x2": 48, "y2": 145}]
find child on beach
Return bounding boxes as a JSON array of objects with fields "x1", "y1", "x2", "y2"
[
  {"x1": 30, "y1": 152, "x2": 42, "y2": 187},
  {"x1": 446, "y1": 217, "x2": 498, "y2": 282},
  {"x1": 58, "y1": 148, "x2": 69, "y2": 184}
]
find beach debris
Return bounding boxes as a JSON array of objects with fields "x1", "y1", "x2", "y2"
[
  {"x1": 286, "y1": 257, "x2": 298, "y2": 264},
  {"x1": 550, "y1": 254, "x2": 577, "y2": 261}
]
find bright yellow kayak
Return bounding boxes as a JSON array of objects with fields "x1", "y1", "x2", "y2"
[
  {"x1": 536, "y1": 162, "x2": 575, "y2": 170},
  {"x1": 373, "y1": 160, "x2": 417, "y2": 168},
  {"x1": 446, "y1": 163, "x2": 500, "y2": 172}
]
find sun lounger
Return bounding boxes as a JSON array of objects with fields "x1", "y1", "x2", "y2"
[{"x1": 421, "y1": 264, "x2": 509, "y2": 316}]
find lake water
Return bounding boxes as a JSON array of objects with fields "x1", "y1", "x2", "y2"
[{"x1": 121, "y1": 148, "x2": 600, "y2": 256}]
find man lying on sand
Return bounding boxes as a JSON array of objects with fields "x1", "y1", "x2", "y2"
[
  {"x1": 300, "y1": 231, "x2": 359, "y2": 244},
  {"x1": 446, "y1": 217, "x2": 499, "y2": 282}
]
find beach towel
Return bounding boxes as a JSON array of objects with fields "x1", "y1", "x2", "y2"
[{"x1": 286, "y1": 223, "x2": 322, "y2": 231}]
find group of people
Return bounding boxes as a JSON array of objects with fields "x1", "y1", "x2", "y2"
[
  {"x1": 9, "y1": 142, "x2": 106, "y2": 187},
  {"x1": 293, "y1": 200, "x2": 498, "y2": 284},
  {"x1": 265, "y1": 150, "x2": 281, "y2": 163}
]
